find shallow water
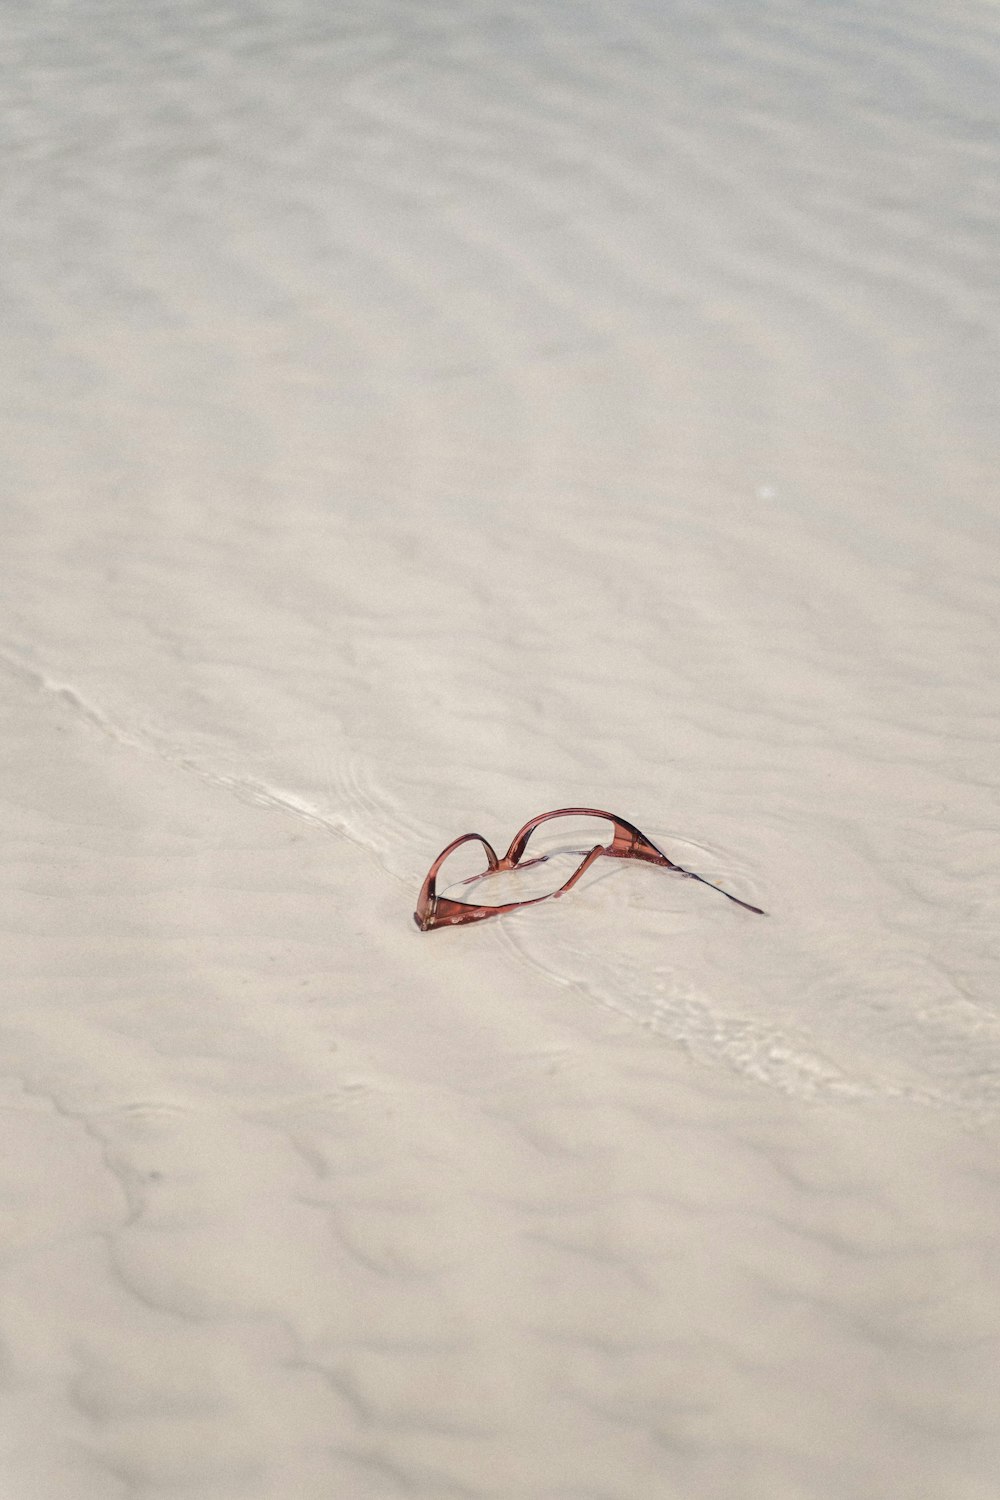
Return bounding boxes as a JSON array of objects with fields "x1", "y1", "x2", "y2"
[{"x1": 2, "y1": 1, "x2": 999, "y2": 1495}]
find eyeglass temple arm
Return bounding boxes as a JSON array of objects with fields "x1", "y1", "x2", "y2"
[
  {"x1": 595, "y1": 814, "x2": 767, "y2": 916},
  {"x1": 665, "y1": 862, "x2": 765, "y2": 915},
  {"x1": 615, "y1": 840, "x2": 764, "y2": 914}
]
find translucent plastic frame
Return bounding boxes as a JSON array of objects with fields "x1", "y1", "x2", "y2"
[{"x1": 413, "y1": 806, "x2": 765, "y2": 930}]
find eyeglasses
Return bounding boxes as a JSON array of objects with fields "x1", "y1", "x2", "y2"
[{"x1": 414, "y1": 806, "x2": 765, "y2": 930}]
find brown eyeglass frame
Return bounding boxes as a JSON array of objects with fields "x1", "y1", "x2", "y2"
[{"x1": 413, "y1": 806, "x2": 765, "y2": 930}]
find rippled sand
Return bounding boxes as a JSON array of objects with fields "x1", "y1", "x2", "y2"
[{"x1": 2, "y1": 1, "x2": 999, "y2": 1496}]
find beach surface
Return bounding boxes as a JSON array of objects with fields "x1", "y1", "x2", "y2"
[{"x1": 2, "y1": 1, "x2": 999, "y2": 1496}]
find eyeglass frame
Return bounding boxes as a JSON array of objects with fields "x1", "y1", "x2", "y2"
[{"x1": 413, "y1": 806, "x2": 764, "y2": 930}]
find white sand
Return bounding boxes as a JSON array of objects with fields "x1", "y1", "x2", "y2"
[{"x1": 2, "y1": 1, "x2": 999, "y2": 1495}]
